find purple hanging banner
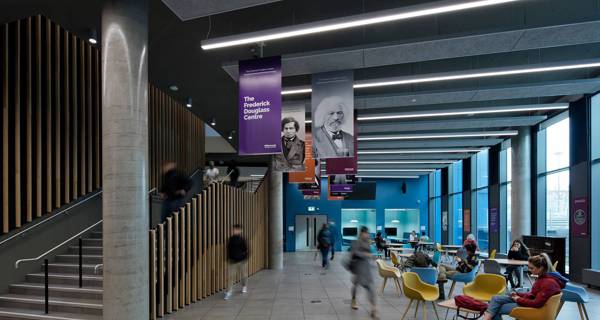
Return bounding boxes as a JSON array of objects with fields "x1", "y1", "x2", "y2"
[
  {"x1": 489, "y1": 208, "x2": 499, "y2": 233},
  {"x1": 238, "y1": 56, "x2": 282, "y2": 155},
  {"x1": 571, "y1": 197, "x2": 588, "y2": 237}
]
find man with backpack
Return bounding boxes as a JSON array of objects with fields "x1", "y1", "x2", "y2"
[{"x1": 317, "y1": 223, "x2": 331, "y2": 269}]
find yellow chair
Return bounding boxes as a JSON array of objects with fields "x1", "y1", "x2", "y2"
[
  {"x1": 463, "y1": 274, "x2": 507, "y2": 301},
  {"x1": 489, "y1": 249, "x2": 497, "y2": 260},
  {"x1": 375, "y1": 259, "x2": 402, "y2": 296},
  {"x1": 401, "y1": 272, "x2": 440, "y2": 320},
  {"x1": 391, "y1": 251, "x2": 402, "y2": 269},
  {"x1": 509, "y1": 293, "x2": 562, "y2": 320}
]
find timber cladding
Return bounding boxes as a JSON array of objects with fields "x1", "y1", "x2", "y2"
[
  {"x1": 0, "y1": 15, "x2": 205, "y2": 234},
  {"x1": 149, "y1": 181, "x2": 270, "y2": 319}
]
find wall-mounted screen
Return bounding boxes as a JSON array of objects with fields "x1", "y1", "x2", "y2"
[
  {"x1": 344, "y1": 182, "x2": 376, "y2": 200},
  {"x1": 384, "y1": 227, "x2": 397, "y2": 236},
  {"x1": 343, "y1": 227, "x2": 358, "y2": 236}
]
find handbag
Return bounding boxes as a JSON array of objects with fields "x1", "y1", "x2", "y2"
[{"x1": 454, "y1": 295, "x2": 487, "y2": 319}]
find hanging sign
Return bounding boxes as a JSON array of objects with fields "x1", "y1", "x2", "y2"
[
  {"x1": 238, "y1": 56, "x2": 282, "y2": 155},
  {"x1": 273, "y1": 104, "x2": 306, "y2": 172},
  {"x1": 571, "y1": 197, "x2": 588, "y2": 237}
]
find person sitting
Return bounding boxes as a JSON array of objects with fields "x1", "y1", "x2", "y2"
[
  {"x1": 401, "y1": 251, "x2": 436, "y2": 270},
  {"x1": 374, "y1": 232, "x2": 389, "y2": 258},
  {"x1": 483, "y1": 253, "x2": 567, "y2": 320},
  {"x1": 463, "y1": 233, "x2": 478, "y2": 251},
  {"x1": 505, "y1": 239, "x2": 530, "y2": 288},
  {"x1": 438, "y1": 242, "x2": 478, "y2": 281},
  {"x1": 420, "y1": 231, "x2": 430, "y2": 242}
]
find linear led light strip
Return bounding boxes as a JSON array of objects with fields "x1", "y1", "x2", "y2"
[
  {"x1": 358, "y1": 148, "x2": 485, "y2": 154},
  {"x1": 281, "y1": 60, "x2": 600, "y2": 95},
  {"x1": 357, "y1": 175, "x2": 420, "y2": 179},
  {"x1": 304, "y1": 104, "x2": 567, "y2": 123},
  {"x1": 201, "y1": 0, "x2": 522, "y2": 50},
  {"x1": 357, "y1": 160, "x2": 453, "y2": 164},
  {"x1": 359, "y1": 169, "x2": 436, "y2": 172},
  {"x1": 358, "y1": 130, "x2": 518, "y2": 141}
]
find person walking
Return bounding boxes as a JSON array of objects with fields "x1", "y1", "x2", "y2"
[
  {"x1": 227, "y1": 160, "x2": 240, "y2": 187},
  {"x1": 328, "y1": 221, "x2": 338, "y2": 261},
  {"x1": 159, "y1": 161, "x2": 192, "y2": 223},
  {"x1": 317, "y1": 223, "x2": 331, "y2": 268},
  {"x1": 348, "y1": 226, "x2": 378, "y2": 319},
  {"x1": 225, "y1": 224, "x2": 249, "y2": 300}
]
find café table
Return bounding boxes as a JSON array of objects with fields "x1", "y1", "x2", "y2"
[{"x1": 492, "y1": 258, "x2": 529, "y2": 287}]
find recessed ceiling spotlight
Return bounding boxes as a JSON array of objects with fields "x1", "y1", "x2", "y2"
[
  {"x1": 169, "y1": 85, "x2": 179, "y2": 91},
  {"x1": 210, "y1": 117, "x2": 217, "y2": 126},
  {"x1": 228, "y1": 130, "x2": 235, "y2": 140},
  {"x1": 88, "y1": 29, "x2": 97, "y2": 44},
  {"x1": 201, "y1": 0, "x2": 523, "y2": 50},
  {"x1": 186, "y1": 97, "x2": 192, "y2": 108}
]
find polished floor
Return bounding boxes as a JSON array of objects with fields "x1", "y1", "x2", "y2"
[{"x1": 165, "y1": 252, "x2": 598, "y2": 320}]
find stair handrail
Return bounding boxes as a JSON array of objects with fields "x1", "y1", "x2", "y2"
[{"x1": 15, "y1": 220, "x2": 103, "y2": 269}]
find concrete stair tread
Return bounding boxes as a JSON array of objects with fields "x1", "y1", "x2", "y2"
[
  {"x1": 10, "y1": 284, "x2": 103, "y2": 294},
  {"x1": 0, "y1": 294, "x2": 102, "y2": 309},
  {"x1": 45, "y1": 263, "x2": 102, "y2": 268},
  {"x1": 55, "y1": 255, "x2": 102, "y2": 259},
  {"x1": 0, "y1": 307, "x2": 101, "y2": 320},
  {"x1": 28, "y1": 273, "x2": 103, "y2": 281}
]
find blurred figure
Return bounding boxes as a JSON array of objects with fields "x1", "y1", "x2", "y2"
[
  {"x1": 328, "y1": 221, "x2": 338, "y2": 261},
  {"x1": 506, "y1": 239, "x2": 530, "y2": 288},
  {"x1": 204, "y1": 161, "x2": 219, "y2": 184},
  {"x1": 317, "y1": 223, "x2": 331, "y2": 268},
  {"x1": 227, "y1": 160, "x2": 240, "y2": 187},
  {"x1": 225, "y1": 224, "x2": 249, "y2": 300},
  {"x1": 374, "y1": 232, "x2": 389, "y2": 258},
  {"x1": 420, "y1": 231, "x2": 430, "y2": 242},
  {"x1": 348, "y1": 226, "x2": 377, "y2": 319},
  {"x1": 463, "y1": 233, "x2": 478, "y2": 251},
  {"x1": 159, "y1": 161, "x2": 192, "y2": 223}
]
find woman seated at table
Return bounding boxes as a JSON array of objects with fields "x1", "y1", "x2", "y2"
[
  {"x1": 438, "y1": 242, "x2": 478, "y2": 281},
  {"x1": 483, "y1": 253, "x2": 567, "y2": 320},
  {"x1": 505, "y1": 239, "x2": 530, "y2": 288},
  {"x1": 374, "y1": 232, "x2": 389, "y2": 258}
]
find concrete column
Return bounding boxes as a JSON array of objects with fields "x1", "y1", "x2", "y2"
[
  {"x1": 511, "y1": 127, "x2": 532, "y2": 240},
  {"x1": 268, "y1": 170, "x2": 284, "y2": 269},
  {"x1": 101, "y1": 1, "x2": 149, "y2": 319}
]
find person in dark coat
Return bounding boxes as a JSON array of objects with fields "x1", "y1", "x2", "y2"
[
  {"x1": 159, "y1": 161, "x2": 192, "y2": 223},
  {"x1": 317, "y1": 223, "x2": 331, "y2": 268},
  {"x1": 227, "y1": 160, "x2": 240, "y2": 187},
  {"x1": 348, "y1": 226, "x2": 377, "y2": 319},
  {"x1": 328, "y1": 221, "x2": 338, "y2": 260},
  {"x1": 225, "y1": 224, "x2": 249, "y2": 300},
  {"x1": 505, "y1": 239, "x2": 530, "y2": 288},
  {"x1": 274, "y1": 117, "x2": 305, "y2": 171}
]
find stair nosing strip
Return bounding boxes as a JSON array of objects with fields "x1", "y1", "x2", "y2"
[
  {"x1": 0, "y1": 296, "x2": 103, "y2": 308},
  {"x1": 0, "y1": 310, "x2": 93, "y2": 320}
]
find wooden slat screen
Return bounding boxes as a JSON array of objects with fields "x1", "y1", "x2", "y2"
[
  {"x1": 0, "y1": 15, "x2": 101, "y2": 234},
  {"x1": 149, "y1": 180, "x2": 269, "y2": 318},
  {"x1": 0, "y1": 15, "x2": 206, "y2": 235}
]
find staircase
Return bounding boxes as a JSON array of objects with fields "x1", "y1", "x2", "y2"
[{"x1": 0, "y1": 231, "x2": 104, "y2": 320}]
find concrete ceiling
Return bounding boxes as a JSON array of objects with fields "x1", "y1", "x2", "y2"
[{"x1": 4, "y1": 0, "x2": 600, "y2": 170}]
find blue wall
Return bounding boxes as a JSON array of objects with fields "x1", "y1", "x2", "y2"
[{"x1": 284, "y1": 175, "x2": 429, "y2": 252}]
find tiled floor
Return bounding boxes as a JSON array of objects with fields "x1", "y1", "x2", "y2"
[{"x1": 165, "y1": 252, "x2": 599, "y2": 320}]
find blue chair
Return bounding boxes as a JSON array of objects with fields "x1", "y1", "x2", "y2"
[
  {"x1": 559, "y1": 283, "x2": 590, "y2": 320},
  {"x1": 447, "y1": 262, "x2": 480, "y2": 298},
  {"x1": 411, "y1": 267, "x2": 438, "y2": 286},
  {"x1": 402, "y1": 243, "x2": 413, "y2": 249}
]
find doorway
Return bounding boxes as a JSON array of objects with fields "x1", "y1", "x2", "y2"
[{"x1": 295, "y1": 215, "x2": 328, "y2": 251}]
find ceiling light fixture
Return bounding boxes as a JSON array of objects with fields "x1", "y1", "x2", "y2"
[
  {"x1": 358, "y1": 130, "x2": 518, "y2": 141},
  {"x1": 358, "y1": 148, "x2": 485, "y2": 155},
  {"x1": 357, "y1": 160, "x2": 453, "y2": 164},
  {"x1": 169, "y1": 85, "x2": 179, "y2": 92},
  {"x1": 228, "y1": 130, "x2": 235, "y2": 140},
  {"x1": 281, "y1": 59, "x2": 600, "y2": 95},
  {"x1": 210, "y1": 117, "x2": 217, "y2": 126},
  {"x1": 88, "y1": 29, "x2": 98, "y2": 45},
  {"x1": 359, "y1": 169, "x2": 436, "y2": 172},
  {"x1": 357, "y1": 103, "x2": 568, "y2": 121},
  {"x1": 186, "y1": 98, "x2": 192, "y2": 108},
  {"x1": 358, "y1": 175, "x2": 420, "y2": 179},
  {"x1": 201, "y1": 0, "x2": 521, "y2": 50}
]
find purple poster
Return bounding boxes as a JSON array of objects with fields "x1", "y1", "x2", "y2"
[
  {"x1": 489, "y1": 208, "x2": 499, "y2": 233},
  {"x1": 238, "y1": 56, "x2": 282, "y2": 155},
  {"x1": 571, "y1": 197, "x2": 588, "y2": 237}
]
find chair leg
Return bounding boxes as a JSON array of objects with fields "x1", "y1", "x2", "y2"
[
  {"x1": 431, "y1": 301, "x2": 441, "y2": 320},
  {"x1": 401, "y1": 299, "x2": 414, "y2": 320},
  {"x1": 556, "y1": 300, "x2": 565, "y2": 317},
  {"x1": 422, "y1": 302, "x2": 427, "y2": 320},
  {"x1": 577, "y1": 303, "x2": 585, "y2": 320},
  {"x1": 380, "y1": 277, "x2": 388, "y2": 294},
  {"x1": 393, "y1": 277, "x2": 401, "y2": 296},
  {"x1": 395, "y1": 278, "x2": 403, "y2": 294},
  {"x1": 447, "y1": 281, "x2": 457, "y2": 299},
  {"x1": 414, "y1": 300, "x2": 420, "y2": 318},
  {"x1": 581, "y1": 303, "x2": 590, "y2": 320}
]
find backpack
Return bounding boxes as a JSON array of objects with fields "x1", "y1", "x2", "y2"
[{"x1": 454, "y1": 295, "x2": 488, "y2": 319}]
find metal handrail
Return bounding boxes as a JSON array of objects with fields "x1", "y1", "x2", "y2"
[
  {"x1": 0, "y1": 190, "x2": 103, "y2": 248},
  {"x1": 15, "y1": 220, "x2": 103, "y2": 269}
]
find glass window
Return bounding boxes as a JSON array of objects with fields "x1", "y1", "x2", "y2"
[
  {"x1": 477, "y1": 188, "x2": 489, "y2": 251},
  {"x1": 591, "y1": 94, "x2": 599, "y2": 160},
  {"x1": 477, "y1": 150, "x2": 489, "y2": 188},
  {"x1": 546, "y1": 170, "x2": 570, "y2": 271},
  {"x1": 507, "y1": 183, "x2": 512, "y2": 248},
  {"x1": 453, "y1": 161, "x2": 463, "y2": 192},
  {"x1": 507, "y1": 148, "x2": 512, "y2": 182},
  {"x1": 453, "y1": 194, "x2": 463, "y2": 245},
  {"x1": 435, "y1": 197, "x2": 442, "y2": 242},
  {"x1": 546, "y1": 118, "x2": 570, "y2": 171},
  {"x1": 593, "y1": 94, "x2": 600, "y2": 269}
]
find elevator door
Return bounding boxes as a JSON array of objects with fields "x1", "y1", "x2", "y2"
[{"x1": 295, "y1": 215, "x2": 328, "y2": 251}]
